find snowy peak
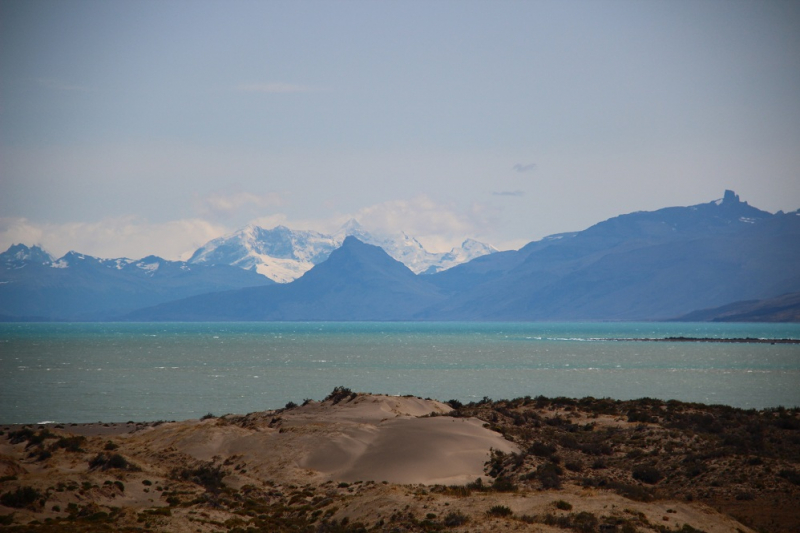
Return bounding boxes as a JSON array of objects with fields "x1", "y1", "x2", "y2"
[
  {"x1": 133, "y1": 256, "x2": 167, "y2": 276},
  {"x1": 339, "y1": 218, "x2": 366, "y2": 235},
  {"x1": 335, "y1": 218, "x2": 374, "y2": 244},
  {"x1": 188, "y1": 221, "x2": 496, "y2": 283},
  {"x1": 0, "y1": 244, "x2": 54, "y2": 269},
  {"x1": 188, "y1": 224, "x2": 339, "y2": 283}
]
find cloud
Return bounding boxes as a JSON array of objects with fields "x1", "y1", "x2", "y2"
[
  {"x1": 247, "y1": 213, "x2": 291, "y2": 230},
  {"x1": 513, "y1": 163, "x2": 537, "y2": 173},
  {"x1": 236, "y1": 82, "x2": 315, "y2": 93},
  {"x1": 0, "y1": 216, "x2": 227, "y2": 261},
  {"x1": 492, "y1": 190, "x2": 525, "y2": 197},
  {"x1": 344, "y1": 195, "x2": 498, "y2": 252},
  {"x1": 195, "y1": 191, "x2": 284, "y2": 220},
  {"x1": 0, "y1": 194, "x2": 501, "y2": 261}
]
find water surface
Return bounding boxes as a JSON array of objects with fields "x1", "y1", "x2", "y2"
[{"x1": 1, "y1": 322, "x2": 798, "y2": 423}]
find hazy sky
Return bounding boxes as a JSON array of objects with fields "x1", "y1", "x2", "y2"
[{"x1": 2, "y1": 0, "x2": 799, "y2": 259}]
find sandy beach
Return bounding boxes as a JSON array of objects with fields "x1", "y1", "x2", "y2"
[{"x1": 1, "y1": 391, "x2": 798, "y2": 532}]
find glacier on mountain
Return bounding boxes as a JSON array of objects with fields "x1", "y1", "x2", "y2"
[{"x1": 188, "y1": 220, "x2": 496, "y2": 283}]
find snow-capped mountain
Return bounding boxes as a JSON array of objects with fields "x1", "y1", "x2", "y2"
[
  {"x1": 1, "y1": 244, "x2": 54, "y2": 269},
  {"x1": 188, "y1": 220, "x2": 497, "y2": 283},
  {"x1": 0, "y1": 244, "x2": 271, "y2": 321},
  {"x1": 187, "y1": 225, "x2": 338, "y2": 283}
]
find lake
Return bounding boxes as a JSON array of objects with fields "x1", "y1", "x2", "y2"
[{"x1": 1, "y1": 321, "x2": 799, "y2": 424}]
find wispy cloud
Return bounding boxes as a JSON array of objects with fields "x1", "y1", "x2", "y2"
[
  {"x1": 341, "y1": 195, "x2": 497, "y2": 252},
  {"x1": 492, "y1": 190, "x2": 525, "y2": 197},
  {"x1": 513, "y1": 163, "x2": 537, "y2": 173},
  {"x1": 0, "y1": 216, "x2": 227, "y2": 261},
  {"x1": 236, "y1": 82, "x2": 315, "y2": 94},
  {"x1": 195, "y1": 191, "x2": 284, "y2": 220}
]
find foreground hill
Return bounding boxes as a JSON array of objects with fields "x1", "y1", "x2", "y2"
[
  {"x1": 2, "y1": 391, "x2": 797, "y2": 532},
  {"x1": 126, "y1": 237, "x2": 447, "y2": 321},
  {"x1": 0, "y1": 245, "x2": 272, "y2": 321}
]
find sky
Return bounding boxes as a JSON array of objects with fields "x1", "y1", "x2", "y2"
[{"x1": 2, "y1": 0, "x2": 799, "y2": 260}]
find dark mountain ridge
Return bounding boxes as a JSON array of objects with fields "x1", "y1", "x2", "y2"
[
  {"x1": 674, "y1": 291, "x2": 800, "y2": 322},
  {"x1": 124, "y1": 237, "x2": 446, "y2": 321},
  {"x1": 420, "y1": 190, "x2": 798, "y2": 320}
]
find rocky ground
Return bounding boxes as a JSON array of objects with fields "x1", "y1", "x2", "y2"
[{"x1": 1, "y1": 389, "x2": 798, "y2": 532}]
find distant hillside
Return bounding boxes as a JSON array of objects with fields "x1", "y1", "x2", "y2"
[
  {"x1": 675, "y1": 292, "x2": 800, "y2": 322},
  {"x1": 421, "y1": 190, "x2": 800, "y2": 320},
  {"x1": 0, "y1": 244, "x2": 272, "y2": 321},
  {"x1": 6, "y1": 190, "x2": 799, "y2": 322}
]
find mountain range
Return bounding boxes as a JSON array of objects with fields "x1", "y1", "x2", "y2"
[
  {"x1": 0, "y1": 245, "x2": 272, "y2": 321},
  {"x1": 418, "y1": 190, "x2": 800, "y2": 320},
  {"x1": 127, "y1": 237, "x2": 447, "y2": 321},
  {"x1": 187, "y1": 219, "x2": 496, "y2": 283},
  {"x1": 0, "y1": 221, "x2": 492, "y2": 321},
  {"x1": 122, "y1": 190, "x2": 800, "y2": 322},
  {"x1": 2, "y1": 190, "x2": 799, "y2": 321}
]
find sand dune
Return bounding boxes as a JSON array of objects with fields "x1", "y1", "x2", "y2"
[
  {"x1": 124, "y1": 394, "x2": 517, "y2": 486},
  {"x1": 302, "y1": 415, "x2": 517, "y2": 484},
  {"x1": 1, "y1": 392, "x2": 783, "y2": 532}
]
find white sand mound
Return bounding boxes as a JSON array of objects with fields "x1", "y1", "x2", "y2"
[
  {"x1": 127, "y1": 394, "x2": 518, "y2": 485},
  {"x1": 301, "y1": 415, "x2": 515, "y2": 484}
]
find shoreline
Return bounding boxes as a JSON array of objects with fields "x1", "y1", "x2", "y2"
[
  {"x1": 4, "y1": 389, "x2": 799, "y2": 428},
  {"x1": 609, "y1": 336, "x2": 800, "y2": 344}
]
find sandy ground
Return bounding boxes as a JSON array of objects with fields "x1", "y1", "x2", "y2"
[{"x1": 0, "y1": 394, "x2": 759, "y2": 532}]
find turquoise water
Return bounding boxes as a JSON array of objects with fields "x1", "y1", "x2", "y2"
[{"x1": 1, "y1": 322, "x2": 799, "y2": 424}]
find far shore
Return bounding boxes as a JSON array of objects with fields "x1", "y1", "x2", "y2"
[{"x1": 610, "y1": 336, "x2": 800, "y2": 344}]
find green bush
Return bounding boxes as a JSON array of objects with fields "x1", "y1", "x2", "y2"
[
  {"x1": 55, "y1": 436, "x2": 87, "y2": 452},
  {"x1": 537, "y1": 461, "x2": 563, "y2": 489},
  {"x1": 565, "y1": 460, "x2": 584, "y2": 472},
  {"x1": 554, "y1": 499, "x2": 573, "y2": 510},
  {"x1": 447, "y1": 399, "x2": 463, "y2": 409},
  {"x1": 177, "y1": 463, "x2": 226, "y2": 493},
  {"x1": 607, "y1": 481, "x2": 655, "y2": 502},
  {"x1": 89, "y1": 452, "x2": 134, "y2": 471},
  {"x1": 780, "y1": 468, "x2": 800, "y2": 486},
  {"x1": 1, "y1": 486, "x2": 42, "y2": 509},
  {"x1": 443, "y1": 511, "x2": 468, "y2": 526},
  {"x1": 627, "y1": 410, "x2": 654, "y2": 423},
  {"x1": 491, "y1": 476, "x2": 517, "y2": 492},
  {"x1": 632, "y1": 465, "x2": 663, "y2": 484},
  {"x1": 325, "y1": 386, "x2": 357, "y2": 404},
  {"x1": 529, "y1": 441, "x2": 557, "y2": 457},
  {"x1": 487, "y1": 505, "x2": 513, "y2": 517},
  {"x1": 36, "y1": 450, "x2": 52, "y2": 461},
  {"x1": 572, "y1": 511, "x2": 599, "y2": 533}
]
